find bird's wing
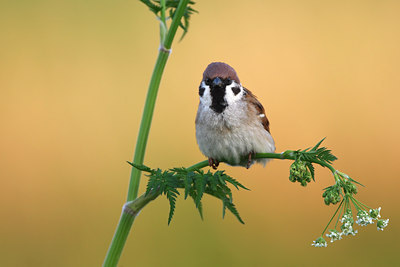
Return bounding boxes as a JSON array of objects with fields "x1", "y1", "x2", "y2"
[{"x1": 244, "y1": 88, "x2": 271, "y2": 133}]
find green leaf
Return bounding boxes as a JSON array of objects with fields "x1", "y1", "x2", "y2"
[
  {"x1": 166, "y1": 190, "x2": 178, "y2": 225},
  {"x1": 141, "y1": 163, "x2": 247, "y2": 225},
  {"x1": 140, "y1": 0, "x2": 198, "y2": 41},
  {"x1": 224, "y1": 174, "x2": 250, "y2": 191},
  {"x1": 347, "y1": 177, "x2": 365, "y2": 187},
  {"x1": 194, "y1": 173, "x2": 206, "y2": 208},
  {"x1": 306, "y1": 162, "x2": 315, "y2": 181},
  {"x1": 222, "y1": 197, "x2": 245, "y2": 224},
  {"x1": 127, "y1": 161, "x2": 153, "y2": 173},
  {"x1": 139, "y1": 0, "x2": 162, "y2": 15},
  {"x1": 311, "y1": 137, "x2": 326, "y2": 151},
  {"x1": 316, "y1": 147, "x2": 337, "y2": 163},
  {"x1": 183, "y1": 171, "x2": 194, "y2": 199},
  {"x1": 188, "y1": 190, "x2": 203, "y2": 220}
]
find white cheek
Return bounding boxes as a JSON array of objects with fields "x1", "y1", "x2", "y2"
[
  {"x1": 224, "y1": 81, "x2": 243, "y2": 106},
  {"x1": 199, "y1": 83, "x2": 212, "y2": 107}
]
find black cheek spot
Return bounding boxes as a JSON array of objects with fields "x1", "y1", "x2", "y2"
[
  {"x1": 232, "y1": 87, "x2": 241, "y2": 95},
  {"x1": 199, "y1": 87, "x2": 205, "y2": 97}
]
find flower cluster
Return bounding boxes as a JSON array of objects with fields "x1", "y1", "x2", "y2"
[
  {"x1": 311, "y1": 236, "x2": 327, "y2": 247},
  {"x1": 356, "y1": 210, "x2": 373, "y2": 226},
  {"x1": 311, "y1": 168, "x2": 389, "y2": 248},
  {"x1": 342, "y1": 179, "x2": 358, "y2": 195},
  {"x1": 340, "y1": 209, "x2": 358, "y2": 236},
  {"x1": 368, "y1": 207, "x2": 389, "y2": 231},
  {"x1": 377, "y1": 219, "x2": 389, "y2": 231},
  {"x1": 312, "y1": 205, "x2": 389, "y2": 248},
  {"x1": 322, "y1": 184, "x2": 341, "y2": 205},
  {"x1": 325, "y1": 229, "x2": 342, "y2": 242},
  {"x1": 289, "y1": 160, "x2": 312, "y2": 186}
]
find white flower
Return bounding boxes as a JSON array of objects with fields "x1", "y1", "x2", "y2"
[
  {"x1": 342, "y1": 225, "x2": 358, "y2": 236},
  {"x1": 340, "y1": 212, "x2": 353, "y2": 224},
  {"x1": 356, "y1": 210, "x2": 374, "y2": 226},
  {"x1": 340, "y1": 211, "x2": 358, "y2": 236},
  {"x1": 326, "y1": 229, "x2": 342, "y2": 242},
  {"x1": 377, "y1": 219, "x2": 389, "y2": 231},
  {"x1": 311, "y1": 237, "x2": 327, "y2": 247}
]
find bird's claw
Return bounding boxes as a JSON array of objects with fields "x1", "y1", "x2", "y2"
[
  {"x1": 208, "y1": 158, "x2": 219, "y2": 170},
  {"x1": 246, "y1": 152, "x2": 254, "y2": 169}
]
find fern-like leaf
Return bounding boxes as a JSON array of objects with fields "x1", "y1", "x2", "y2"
[
  {"x1": 306, "y1": 162, "x2": 315, "y2": 181},
  {"x1": 140, "y1": 0, "x2": 198, "y2": 41},
  {"x1": 166, "y1": 189, "x2": 178, "y2": 225},
  {"x1": 188, "y1": 190, "x2": 203, "y2": 220},
  {"x1": 140, "y1": 163, "x2": 247, "y2": 224},
  {"x1": 222, "y1": 197, "x2": 244, "y2": 224}
]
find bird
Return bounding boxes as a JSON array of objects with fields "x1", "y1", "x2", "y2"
[{"x1": 195, "y1": 62, "x2": 275, "y2": 169}]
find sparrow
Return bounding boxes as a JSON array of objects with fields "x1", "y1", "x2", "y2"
[{"x1": 195, "y1": 62, "x2": 275, "y2": 169}]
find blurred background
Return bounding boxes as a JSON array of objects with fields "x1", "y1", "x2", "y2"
[{"x1": 1, "y1": 0, "x2": 399, "y2": 266}]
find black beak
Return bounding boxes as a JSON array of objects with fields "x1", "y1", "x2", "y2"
[{"x1": 212, "y1": 77, "x2": 223, "y2": 88}]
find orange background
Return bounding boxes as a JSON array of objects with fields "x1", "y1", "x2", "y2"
[{"x1": 1, "y1": 0, "x2": 399, "y2": 266}]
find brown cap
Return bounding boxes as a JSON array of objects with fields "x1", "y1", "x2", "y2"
[{"x1": 202, "y1": 62, "x2": 240, "y2": 84}]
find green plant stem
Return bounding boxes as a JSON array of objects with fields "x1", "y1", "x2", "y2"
[
  {"x1": 105, "y1": 149, "x2": 340, "y2": 265},
  {"x1": 321, "y1": 199, "x2": 344, "y2": 235},
  {"x1": 103, "y1": 212, "x2": 134, "y2": 267},
  {"x1": 255, "y1": 151, "x2": 337, "y2": 173},
  {"x1": 124, "y1": 151, "x2": 339, "y2": 219},
  {"x1": 127, "y1": 0, "x2": 191, "y2": 202},
  {"x1": 126, "y1": 50, "x2": 169, "y2": 201},
  {"x1": 188, "y1": 151, "x2": 338, "y2": 174},
  {"x1": 104, "y1": 1, "x2": 191, "y2": 266},
  {"x1": 103, "y1": 190, "x2": 160, "y2": 267}
]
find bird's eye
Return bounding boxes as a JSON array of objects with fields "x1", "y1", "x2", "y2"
[
  {"x1": 199, "y1": 86, "x2": 205, "y2": 97},
  {"x1": 231, "y1": 86, "x2": 241, "y2": 95},
  {"x1": 205, "y1": 79, "x2": 212, "y2": 86},
  {"x1": 225, "y1": 78, "x2": 232, "y2": 85}
]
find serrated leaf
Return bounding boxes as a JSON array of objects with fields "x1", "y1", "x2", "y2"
[
  {"x1": 194, "y1": 174, "x2": 205, "y2": 208},
  {"x1": 142, "y1": 162, "x2": 248, "y2": 225},
  {"x1": 166, "y1": 190, "x2": 178, "y2": 225},
  {"x1": 127, "y1": 161, "x2": 153, "y2": 173},
  {"x1": 139, "y1": 0, "x2": 161, "y2": 15},
  {"x1": 190, "y1": 191, "x2": 204, "y2": 220},
  {"x1": 306, "y1": 162, "x2": 315, "y2": 181},
  {"x1": 311, "y1": 137, "x2": 326, "y2": 151},
  {"x1": 348, "y1": 177, "x2": 365, "y2": 187},
  {"x1": 184, "y1": 172, "x2": 193, "y2": 199},
  {"x1": 223, "y1": 198, "x2": 245, "y2": 224},
  {"x1": 224, "y1": 175, "x2": 250, "y2": 191}
]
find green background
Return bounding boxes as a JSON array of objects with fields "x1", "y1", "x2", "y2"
[{"x1": 1, "y1": 0, "x2": 399, "y2": 266}]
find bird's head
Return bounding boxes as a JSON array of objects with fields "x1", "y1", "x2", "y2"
[{"x1": 199, "y1": 62, "x2": 244, "y2": 113}]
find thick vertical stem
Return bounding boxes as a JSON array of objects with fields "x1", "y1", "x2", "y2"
[
  {"x1": 104, "y1": 1, "x2": 191, "y2": 266},
  {"x1": 126, "y1": 51, "x2": 169, "y2": 201},
  {"x1": 103, "y1": 212, "x2": 135, "y2": 266},
  {"x1": 103, "y1": 191, "x2": 160, "y2": 266},
  {"x1": 127, "y1": 0, "x2": 191, "y2": 202}
]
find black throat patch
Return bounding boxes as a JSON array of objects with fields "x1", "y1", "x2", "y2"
[{"x1": 210, "y1": 86, "x2": 227, "y2": 113}]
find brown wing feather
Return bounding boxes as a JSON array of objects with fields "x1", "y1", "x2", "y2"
[{"x1": 244, "y1": 88, "x2": 270, "y2": 133}]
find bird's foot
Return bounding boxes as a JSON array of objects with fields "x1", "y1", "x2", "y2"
[
  {"x1": 208, "y1": 158, "x2": 219, "y2": 170},
  {"x1": 246, "y1": 152, "x2": 255, "y2": 169}
]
